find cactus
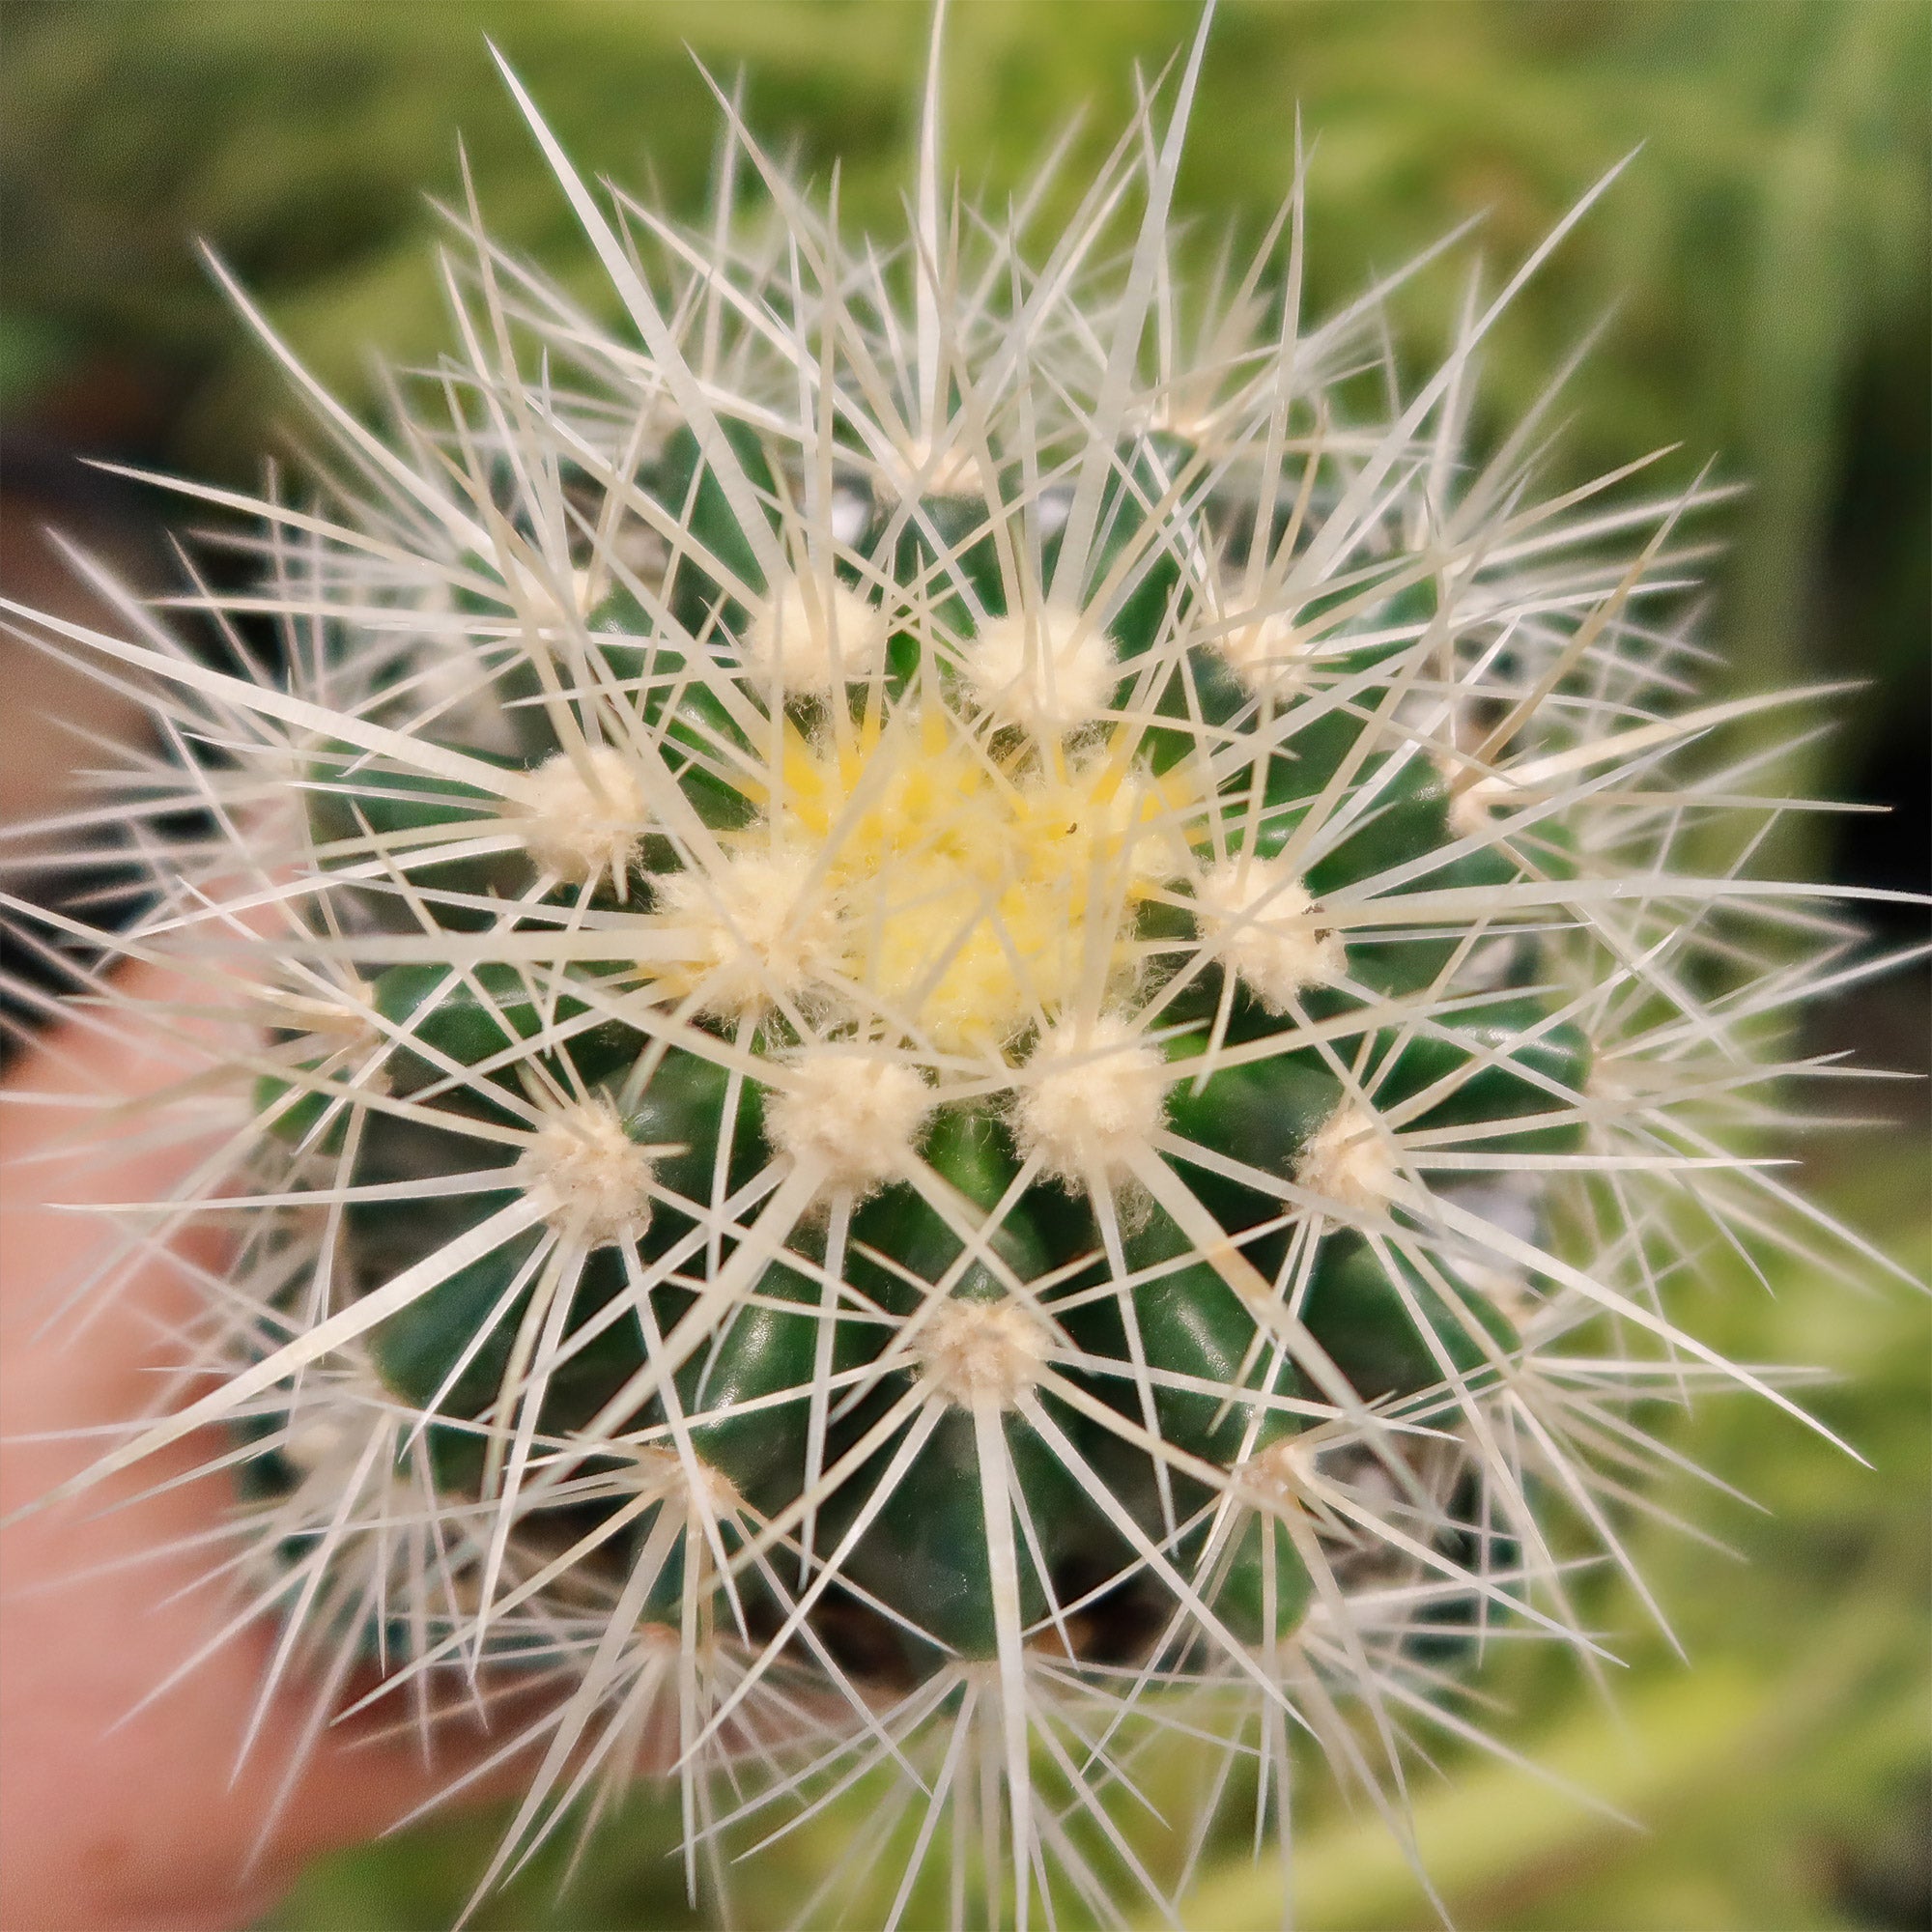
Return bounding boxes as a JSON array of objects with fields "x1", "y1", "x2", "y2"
[{"x1": 3, "y1": 12, "x2": 1906, "y2": 1927}]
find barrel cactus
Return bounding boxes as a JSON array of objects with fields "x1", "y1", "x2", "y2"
[{"x1": 5, "y1": 12, "x2": 1899, "y2": 1926}]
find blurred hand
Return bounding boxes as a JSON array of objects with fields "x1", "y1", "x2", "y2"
[{"x1": 0, "y1": 962, "x2": 496, "y2": 1932}]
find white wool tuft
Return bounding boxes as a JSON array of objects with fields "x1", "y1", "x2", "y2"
[
  {"x1": 960, "y1": 602, "x2": 1118, "y2": 737},
  {"x1": 519, "y1": 745, "x2": 650, "y2": 888},
  {"x1": 1217, "y1": 610, "x2": 1310, "y2": 692},
  {"x1": 765, "y1": 1049, "x2": 932, "y2": 1194},
  {"x1": 916, "y1": 1297, "x2": 1052, "y2": 1409},
  {"x1": 1295, "y1": 1098, "x2": 1401, "y2": 1213},
  {"x1": 516, "y1": 1095, "x2": 656, "y2": 1246},
  {"x1": 1012, "y1": 1015, "x2": 1166, "y2": 1182},
  {"x1": 1193, "y1": 855, "x2": 1343, "y2": 1009},
  {"x1": 742, "y1": 577, "x2": 887, "y2": 693},
  {"x1": 653, "y1": 843, "x2": 845, "y2": 1021}
]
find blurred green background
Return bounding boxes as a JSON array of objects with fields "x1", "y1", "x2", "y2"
[{"x1": 1, "y1": 3, "x2": 1924, "y2": 1926}]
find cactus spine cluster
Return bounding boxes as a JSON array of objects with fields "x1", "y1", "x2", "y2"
[{"x1": 3, "y1": 13, "x2": 1900, "y2": 1927}]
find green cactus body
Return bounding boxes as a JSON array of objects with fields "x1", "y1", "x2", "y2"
[{"x1": 252, "y1": 386, "x2": 1586, "y2": 1690}]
